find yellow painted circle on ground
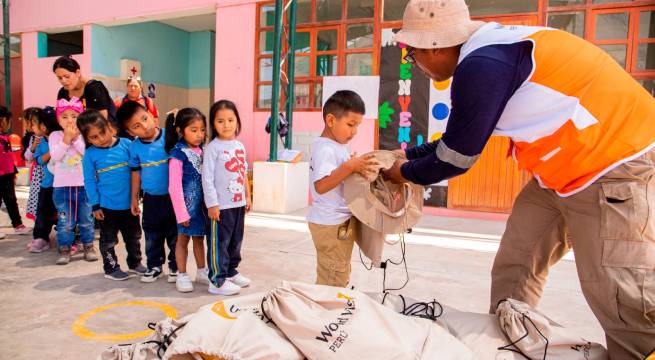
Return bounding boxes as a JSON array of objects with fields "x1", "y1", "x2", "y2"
[
  {"x1": 432, "y1": 79, "x2": 451, "y2": 91},
  {"x1": 431, "y1": 132, "x2": 443, "y2": 141},
  {"x1": 72, "y1": 301, "x2": 177, "y2": 342}
]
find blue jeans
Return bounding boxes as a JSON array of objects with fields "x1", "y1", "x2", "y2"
[{"x1": 53, "y1": 186, "x2": 94, "y2": 247}]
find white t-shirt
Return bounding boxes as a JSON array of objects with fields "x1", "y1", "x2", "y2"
[
  {"x1": 307, "y1": 137, "x2": 352, "y2": 225},
  {"x1": 202, "y1": 138, "x2": 248, "y2": 210}
]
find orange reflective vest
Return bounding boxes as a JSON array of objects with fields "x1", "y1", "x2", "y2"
[{"x1": 460, "y1": 23, "x2": 655, "y2": 196}]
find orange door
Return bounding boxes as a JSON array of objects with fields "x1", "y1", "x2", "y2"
[{"x1": 447, "y1": 15, "x2": 537, "y2": 213}]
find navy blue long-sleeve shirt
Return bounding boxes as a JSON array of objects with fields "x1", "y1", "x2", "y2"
[{"x1": 401, "y1": 42, "x2": 534, "y2": 185}]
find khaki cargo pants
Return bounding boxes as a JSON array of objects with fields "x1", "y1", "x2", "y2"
[
  {"x1": 308, "y1": 218, "x2": 358, "y2": 288},
  {"x1": 490, "y1": 151, "x2": 655, "y2": 359}
]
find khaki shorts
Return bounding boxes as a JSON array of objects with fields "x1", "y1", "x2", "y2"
[{"x1": 308, "y1": 218, "x2": 359, "y2": 288}]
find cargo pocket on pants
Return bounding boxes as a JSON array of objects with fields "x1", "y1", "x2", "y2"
[
  {"x1": 599, "y1": 182, "x2": 648, "y2": 243},
  {"x1": 599, "y1": 182, "x2": 655, "y2": 326}
]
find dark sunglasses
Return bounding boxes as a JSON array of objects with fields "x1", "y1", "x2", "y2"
[{"x1": 404, "y1": 47, "x2": 416, "y2": 65}]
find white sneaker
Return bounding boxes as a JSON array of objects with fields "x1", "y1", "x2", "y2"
[
  {"x1": 228, "y1": 273, "x2": 251, "y2": 288},
  {"x1": 0, "y1": 232, "x2": 7, "y2": 239},
  {"x1": 176, "y1": 273, "x2": 194, "y2": 293},
  {"x1": 196, "y1": 268, "x2": 210, "y2": 285},
  {"x1": 208, "y1": 281, "x2": 241, "y2": 296}
]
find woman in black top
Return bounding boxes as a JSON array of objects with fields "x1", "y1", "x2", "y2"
[{"x1": 52, "y1": 56, "x2": 127, "y2": 137}]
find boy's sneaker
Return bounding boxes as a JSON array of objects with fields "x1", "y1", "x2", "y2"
[
  {"x1": 228, "y1": 273, "x2": 251, "y2": 288},
  {"x1": 208, "y1": 281, "x2": 241, "y2": 296},
  {"x1": 140, "y1": 267, "x2": 163, "y2": 283},
  {"x1": 55, "y1": 246, "x2": 71, "y2": 265},
  {"x1": 167, "y1": 269, "x2": 179, "y2": 283},
  {"x1": 195, "y1": 268, "x2": 210, "y2": 285},
  {"x1": 176, "y1": 273, "x2": 194, "y2": 293},
  {"x1": 14, "y1": 224, "x2": 31, "y2": 235},
  {"x1": 128, "y1": 264, "x2": 147, "y2": 275},
  {"x1": 70, "y1": 244, "x2": 78, "y2": 256},
  {"x1": 29, "y1": 238, "x2": 50, "y2": 253},
  {"x1": 83, "y1": 244, "x2": 99, "y2": 262},
  {"x1": 104, "y1": 268, "x2": 130, "y2": 281}
]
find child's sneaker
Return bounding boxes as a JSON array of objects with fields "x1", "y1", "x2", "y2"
[
  {"x1": 14, "y1": 224, "x2": 31, "y2": 235},
  {"x1": 104, "y1": 268, "x2": 130, "y2": 281},
  {"x1": 176, "y1": 273, "x2": 194, "y2": 293},
  {"x1": 70, "y1": 244, "x2": 78, "y2": 256},
  {"x1": 0, "y1": 232, "x2": 6, "y2": 239},
  {"x1": 26, "y1": 239, "x2": 34, "y2": 249},
  {"x1": 29, "y1": 238, "x2": 50, "y2": 253},
  {"x1": 128, "y1": 264, "x2": 147, "y2": 275},
  {"x1": 167, "y1": 269, "x2": 179, "y2": 283},
  {"x1": 55, "y1": 246, "x2": 71, "y2": 265},
  {"x1": 228, "y1": 273, "x2": 251, "y2": 288},
  {"x1": 208, "y1": 281, "x2": 241, "y2": 296},
  {"x1": 140, "y1": 267, "x2": 163, "y2": 283},
  {"x1": 83, "y1": 244, "x2": 99, "y2": 262},
  {"x1": 195, "y1": 268, "x2": 210, "y2": 285}
]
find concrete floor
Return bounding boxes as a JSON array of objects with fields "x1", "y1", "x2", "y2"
[{"x1": 0, "y1": 187, "x2": 604, "y2": 359}]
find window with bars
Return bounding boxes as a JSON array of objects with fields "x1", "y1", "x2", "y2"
[
  {"x1": 255, "y1": 0, "x2": 379, "y2": 110},
  {"x1": 255, "y1": 0, "x2": 653, "y2": 111},
  {"x1": 546, "y1": 1, "x2": 655, "y2": 95}
]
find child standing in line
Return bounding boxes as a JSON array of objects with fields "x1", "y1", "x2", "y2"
[
  {"x1": 307, "y1": 90, "x2": 378, "y2": 287},
  {"x1": 117, "y1": 101, "x2": 178, "y2": 283},
  {"x1": 22, "y1": 107, "x2": 43, "y2": 224},
  {"x1": 165, "y1": 108, "x2": 209, "y2": 293},
  {"x1": 29, "y1": 106, "x2": 61, "y2": 253},
  {"x1": 202, "y1": 100, "x2": 251, "y2": 296},
  {"x1": 51, "y1": 97, "x2": 97, "y2": 265},
  {"x1": 0, "y1": 106, "x2": 29, "y2": 236},
  {"x1": 78, "y1": 110, "x2": 145, "y2": 280}
]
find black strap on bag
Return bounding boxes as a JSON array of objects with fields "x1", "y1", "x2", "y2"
[{"x1": 496, "y1": 299, "x2": 550, "y2": 360}]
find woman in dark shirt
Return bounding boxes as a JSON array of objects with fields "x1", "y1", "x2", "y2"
[{"x1": 52, "y1": 56, "x2": 126, "y2": 137}]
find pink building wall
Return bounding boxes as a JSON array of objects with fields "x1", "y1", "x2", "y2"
[
  {"x1": 13, "y1": 0, "x2": 374, "y2": 163},
  {"x1": 21, "y1": 25, "x2": 92, "y2": 108}
]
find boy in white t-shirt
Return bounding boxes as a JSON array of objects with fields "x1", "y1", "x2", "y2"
[{"x1": 307, "y1": 90, "x2": 379, "y2": 287}]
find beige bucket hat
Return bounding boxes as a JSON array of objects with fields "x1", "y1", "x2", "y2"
[
  {"x1": 344, "y1": 151, "x2": 423, "y2": 235},
  {"x1": 393, "y1": 0, "x2": 485, "y2": 49}
]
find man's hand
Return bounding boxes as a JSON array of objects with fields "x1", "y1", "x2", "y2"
[
  {"x1": 93, "y1": 209, "x2": 105, "y2": 221},
  {"x1": 208, "y1": 206, "x2": 221, "y2": 221},
  {"x1": 383, "y1": 159, "x2": 409, "y2": 183},
  {"x1": 130, "y1": 198, "x2": 141, "y2": 216}
]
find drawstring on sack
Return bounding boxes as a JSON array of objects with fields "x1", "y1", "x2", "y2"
[
  {"x1": 381, "y1": 292, "x2": 444, "y2": 321},
  {"x1": 496, "y1": 299, "x2": 550, "y2": 360},
  {"x1": 113, "y1": 321, "x2": 187, "y2": 359},
  {"x1": 358, "y1": 182, "x2": 412, "y2": 292}
]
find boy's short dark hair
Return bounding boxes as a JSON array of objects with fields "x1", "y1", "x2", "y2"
[
  {"x1": 322, "y1": 90, "x2": 366, "y2": 121},
  {"x1": 116, "y1": 100, "x2": 147, "y2": 129}
]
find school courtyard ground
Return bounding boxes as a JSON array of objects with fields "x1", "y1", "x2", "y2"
[{"x1": 0, "y1": 186, "x2": 605, "y2": 359}]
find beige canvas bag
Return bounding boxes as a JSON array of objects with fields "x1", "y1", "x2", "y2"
[
  {"x1": 343, "y1": 150, "x2": 424, "y2": 266},
  {"x1": 496, "y1": 299, "x2": 608, "y2": 360},
  {"x1": 163, "y1": 292, "x2": 302, "y2": 360},
  {"x1": 373, "y1": 293, "x2": 608, "y2": 360},
  {"x1": 98, "y1": 316, "x2": 191, "y2": 360},
  {"x1": 262, "y1": 281, "x2": 473, "y2": 360}
]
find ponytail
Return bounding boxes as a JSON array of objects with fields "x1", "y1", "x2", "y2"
[{"x1": 164, "y1": 112, "x2": 178, "y2": 153}]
